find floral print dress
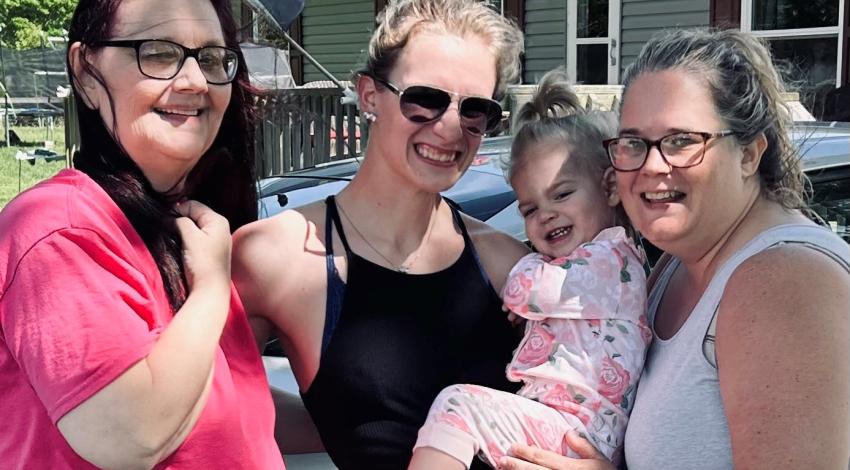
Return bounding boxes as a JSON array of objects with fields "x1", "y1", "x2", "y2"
[{"x1": 414, "y1": 227, "x2": 650, "y2": 468}]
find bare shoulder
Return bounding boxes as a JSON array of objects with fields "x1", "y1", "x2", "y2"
[
  {"x1": 461, "y1": 213, "x2": 530, "y2": 293},
  {"x1": 716, "y1": 243, "x2": 850, "y2": 467},
  {"x1": 720, "y1": 244, "x2": 850, "y2": 328},
  {"x1": 232, "y1": 202, "x2": 328, "y2": 327}
]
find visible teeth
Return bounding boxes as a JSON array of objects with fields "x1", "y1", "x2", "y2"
[
  {"x1": 156, "y1": 108, "x2": 200, "y2": 117},
  {"x1": 644, "y1": 191, "x2": 680, "y2": 201},
  {"x1": 547, "y1": 227, "x2": 571, "y2": 239},
  {"x1": 417, "y1": 144, "x2": 456, "y2": 162}
]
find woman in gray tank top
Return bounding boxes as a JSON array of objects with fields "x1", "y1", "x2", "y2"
[{"x1": 500, "y1": 28, "x2": 850, "y2": 470}]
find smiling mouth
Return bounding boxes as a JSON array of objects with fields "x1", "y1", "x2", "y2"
[
  {"x1": 642, "y1": 190, "x2": 685, "y2": 203},
  {"x1": 154, "y1": 108, "x2": 201, "y2": 117},
  {"x1": 415, "y1": 144, "x2": 459, "y2": 163},
  {"x1": 546, "y1": 226, "x2": 572, "y2": 241}
]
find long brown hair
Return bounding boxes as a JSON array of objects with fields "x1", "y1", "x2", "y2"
[{"x1": 66, "y1": 0, "x2": 258, "y2": 310}]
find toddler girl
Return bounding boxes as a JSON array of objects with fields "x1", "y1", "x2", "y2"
[{"x1": 408, "y1": 70, "x2": 651, "y2": 469}]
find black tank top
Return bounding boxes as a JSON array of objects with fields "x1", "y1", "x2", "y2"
[{"x1": 300, "y1": 196, "x2": 519, "y2": 470}]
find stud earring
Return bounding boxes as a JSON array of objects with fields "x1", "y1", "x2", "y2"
[{"x1": 363, "y1": 111, "x2": 377, "y2": 123}]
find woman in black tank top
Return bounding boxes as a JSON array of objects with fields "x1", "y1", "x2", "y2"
[
  {"x1": 232, "y1": 1, "x2": 527, "y2": 469},
  {"x1": 301, "y1": 196, "x2": 520, "y2": 469}
]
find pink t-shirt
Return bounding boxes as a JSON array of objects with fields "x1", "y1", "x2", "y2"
[{"x1": 0, "y1": 169, "x2": 284, "y2": 469}]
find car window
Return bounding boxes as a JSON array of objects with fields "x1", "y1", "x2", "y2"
[{"x1": 810, "y1": 166, "x2": 850, "y2": 244}]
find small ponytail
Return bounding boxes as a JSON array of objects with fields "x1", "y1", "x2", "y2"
[
  {"x1": 506, "y1": 68, "x2": 617, "y2": 182},
  {"x1": 512, "y1": 69, "x2": 583, "y2": 132}
]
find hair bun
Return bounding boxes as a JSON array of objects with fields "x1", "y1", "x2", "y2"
[{"x1": 513, "y1": 69, "x2": 582, "y2": 131}]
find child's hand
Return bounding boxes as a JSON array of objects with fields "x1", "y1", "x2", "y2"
[{"x1": 503, "y1": 304, "x2": 524, "y2": 327}]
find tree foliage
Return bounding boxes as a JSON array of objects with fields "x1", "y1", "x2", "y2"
[{"x1": 0, "y1": 0, "x2": 76, "y2": 49}]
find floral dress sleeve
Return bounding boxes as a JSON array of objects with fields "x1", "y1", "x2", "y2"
[
  {"x1": 503, "y1": 227, "x2": 652, "y2": 460},
  {"x1": 502, "y1": 227, "x2": 645, "y2": 323}
]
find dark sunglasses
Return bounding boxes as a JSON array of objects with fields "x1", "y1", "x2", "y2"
[{"x1": 366, "y1": 74, "x2": 503, "y2": 136}]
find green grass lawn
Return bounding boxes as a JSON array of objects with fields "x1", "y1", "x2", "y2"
[{"x1": 0, "y1": 125, "x2": 69, "y2": 209}]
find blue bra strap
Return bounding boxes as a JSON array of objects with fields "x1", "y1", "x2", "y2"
[{"x1": 322, "y1": 196, "x2": 348, "y2": 354}]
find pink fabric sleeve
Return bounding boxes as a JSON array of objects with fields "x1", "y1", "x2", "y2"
[
  {"x1": 1, "y1": 227, "x2": 160, "y2": 423},
  {"x1": 502, "y1": 240, "x2": 643, "y2": 321}
]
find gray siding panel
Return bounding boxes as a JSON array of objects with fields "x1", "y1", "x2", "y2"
[
  {"x1": 620, "y1": 0, "x2": 710, "y2": 76},
  {"x1": 302, "y1": 0, "x2": 374, "y2": 83},
  {"x1": 523, "y1": 0, "x2": 566, "y2": 83}
]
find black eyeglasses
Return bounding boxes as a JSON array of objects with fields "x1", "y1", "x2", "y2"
[
  {"x1": 95, "y1": 39, "x2": 239, "y2": 85},
  {"x1": 603, "y1": 130, "x2": 738, "y2": 172},
  {"x1": 367, "y1": 74, "x2": 503, "y2": 136}
]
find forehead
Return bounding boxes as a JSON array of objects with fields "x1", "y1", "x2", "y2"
[
  {"x1": 112, "y1": 0, "x2": 224, "y2": 43},
  {"x1": 392, "y1": 30, "x2": 498, "y2": 98},
  {"x1": 513, "y1": 144, "x2": 577, "y2": 184},
  {"x1": 620, "y1": 69, "x2": 723, "y2": 135}
]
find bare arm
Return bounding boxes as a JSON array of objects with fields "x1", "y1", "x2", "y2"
[
  {"x1": 271, "y1": 386, "x2": 325, "y2": 453},
  {"x1": 717, "y1": 245, "x2": 850, "y2": 469},
  {"x1": 465, "y1": 215, "x2": 530, "y2": 294},
  {"x1": 56, "y1": 201, "x2": 234, "y2": 470},
  {"x1": 233, "y1": 211, "x2": 327, "y2": 454}
]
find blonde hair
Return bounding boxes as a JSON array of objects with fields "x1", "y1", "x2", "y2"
[
  {"x1": 622, "y1": 28, "x2": 807, "y2": 210},
  {"x1": 358, "y1": 0, "x2": 524, "y2": 100}
]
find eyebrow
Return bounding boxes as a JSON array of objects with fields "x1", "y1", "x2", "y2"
[
  {"x1": 116, "y1": 20, "x2": 225, "y2": 46},
  {"x1": 516, "y1": 177, "x2": 576, "y2": 209},
  {"x1": 618, "y1": 127, "x2": 695, "y2": 136}
]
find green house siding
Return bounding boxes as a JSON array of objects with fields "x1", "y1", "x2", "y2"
[
  {"x1": 524, "y1": 0, "x2": 566, "y2": 83},
  {"x1": 620, "y1": 0, "x2": 710, "y2": 76},
  {"x1": 302, "y1": 0, "x2": 374, "y2": 83}
]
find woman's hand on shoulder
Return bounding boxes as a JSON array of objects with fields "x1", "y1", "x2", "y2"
[
  {"x1": 498, "y1": 432, "x2": 615, "y2": 470},
  {"x1": 717, "y1": 244, "x2": 850, "y2": 469},
  {"x1": 175, "y1": 200, "x2": 231, "y2": 294}
]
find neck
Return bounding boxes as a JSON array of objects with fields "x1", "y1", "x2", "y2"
[
  {"x1": 340, "y1": 153, "x2": 444, "y2": 245},
  {"x1": 677, "y1": 192, "x2": 806, "y2": 287}
]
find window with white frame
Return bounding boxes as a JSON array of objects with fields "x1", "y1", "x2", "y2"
[{"x1": 742, "y1": 0, "x2": 845, "y2": 118}]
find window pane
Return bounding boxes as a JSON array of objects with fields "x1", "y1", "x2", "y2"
[
  {"x1": 577, "y1": 0, "x2": 608, "y2": 38},
  {"x1": 576, "y1": 43, "x2": 607, "y2": 84},
  {"x1": 753, "y1": 0, "x2": 838, "y2": 30},
  {"x1": 767, "y1": 36, "x2": 838, "y2": 119}
]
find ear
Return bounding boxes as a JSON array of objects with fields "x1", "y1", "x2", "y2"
[
  {"x1": 740, "y1": 132, "x2": 768, "y2": 178},
  {"x1": 602, "y1": 167, "x2": 620, "y2": 207},
  {"x1": 68, "y1": 42, "x2": 100, "y2": 110},
  {"x1": 356, "y1": 74, "x2": 380, "y2": 115}
]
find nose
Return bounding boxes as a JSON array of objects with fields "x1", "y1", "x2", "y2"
[
  {"x1": 431, "y1": 99, "x2": 464, "y2": 140},
  {"x1": 172, "y1": 57, "x2": 209, "y2": 93},
  {"x1": 640, "y1": 143, "x2": 672, "y2": 175},
  {"x1": 537, "y1": 205, "x2": 558, "y2": 224}
]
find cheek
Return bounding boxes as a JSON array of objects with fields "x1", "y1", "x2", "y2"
[
  {"x1": 615, "y1": 175, "x2": 638, "y2": 203},
  {"x1": 210, "y1": 87, "x2": 232, "y2": 120}
]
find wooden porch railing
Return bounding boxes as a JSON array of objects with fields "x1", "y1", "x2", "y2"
[{"x1": 254, "y1": 87, "x2": 368, "y2": 177}]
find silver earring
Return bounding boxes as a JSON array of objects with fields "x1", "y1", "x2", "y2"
[{"x1": 363, "y1": 111, "x2": 377, "y2": 123}]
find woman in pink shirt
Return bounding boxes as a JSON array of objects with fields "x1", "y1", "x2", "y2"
[{"x1": 0, "y1": 0, "x2": 284, "y2": 468}]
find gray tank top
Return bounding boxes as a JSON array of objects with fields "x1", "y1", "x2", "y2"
[{"x1": 624, "y1": 224, "x2": 850, "y2": 469}]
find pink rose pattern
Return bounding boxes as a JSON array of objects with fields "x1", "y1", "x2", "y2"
[
  {"x1": 418, "y1": 228, "x2": 649, "y2": 465},
  {"x1": 598, "y1": 357, "x2": 631, "y2": 405},
  {"x1": 505, "y1": 227, "x2": 650, "y2": 459},
  {"x1": 503, "y1": 271, "x2": 533, "y2": 314},
  {"x1": 515, "y1": 324, "x2": 555, "y2": 366}
]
